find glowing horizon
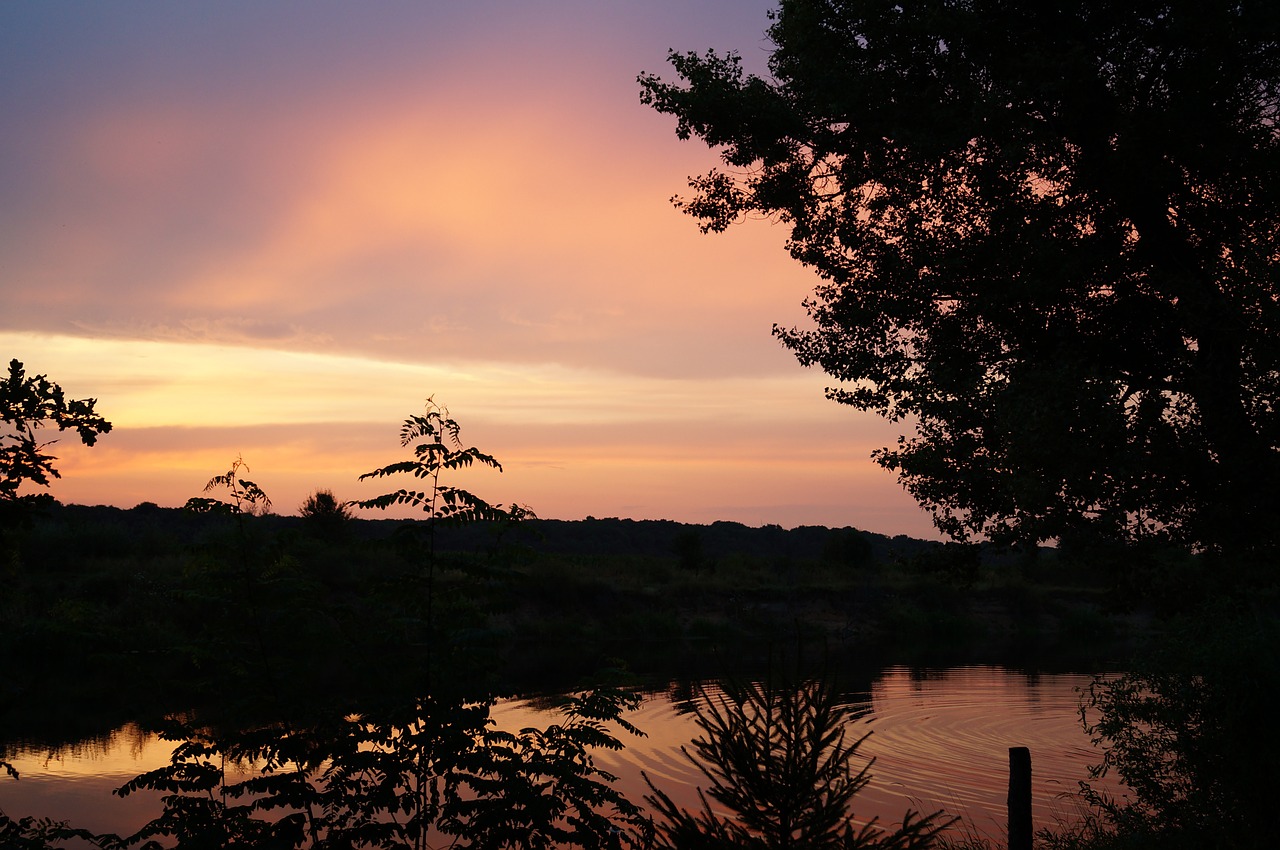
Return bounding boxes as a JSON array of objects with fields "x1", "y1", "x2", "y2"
[{"x1": 1, "y1": 2, "x2": 941, "y2": 539}]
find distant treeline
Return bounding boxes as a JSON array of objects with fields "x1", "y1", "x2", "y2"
[
  {"x1": 37, "y1": 501, "x2": 943, "y2": 565},
  {"x1": 433, "y1": 515, "x2": 942, "y2": 563}
]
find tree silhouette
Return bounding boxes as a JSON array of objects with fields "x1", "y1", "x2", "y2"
[
  {"x1": 1, "y1": 359, "x2": 111, "y2": 522},
  {"x1": 299, "y1": 488, "x2": 354, "y2": 540},
  {"x1": 640, "y1": 0, "x2": 1280, "y2": 557},
  {"x1": 352, "y1": 398, "x2": 534, "y2": 670}
]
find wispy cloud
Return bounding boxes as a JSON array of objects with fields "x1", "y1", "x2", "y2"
[{"x1": 0, "y1": 2, "x2": 938, "y2": 538}]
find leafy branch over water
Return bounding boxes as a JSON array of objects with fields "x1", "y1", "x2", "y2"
[
  {"x1": 2, "y1": 691, "x2": 652, "y2": 849},
  {"x1": 103, "y1": 688, "x2": 651, "y2": 850}
]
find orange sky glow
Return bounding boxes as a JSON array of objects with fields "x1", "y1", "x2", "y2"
[{"x1": 1, "y1": 2, "x2": 940, "y2": 538}]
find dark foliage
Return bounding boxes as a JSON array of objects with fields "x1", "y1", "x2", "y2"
[
  {"x1": 0, "y1": 417, "x2": 649, "y2": 849},
  {"x1": 100, "y1": 689, "x2": 652, "y2": 850},
  {"x1": 640, "y1": 0, "x2": 1280, "y2": 557},
  {"x1": 3, "y1": 691, "x2": 650, "y2": 850},
  {"x1": 183, "y1": 456, "x2": 272, "y2": 517},
  {"x1": 645, "y1": 679, "x2": 953, "y2": 848},
  {"x1": 1, "y1": 358, "x2": 111, "y2": 522},
  {"x1": 1069, "y1": 606, "x2": 1280, "y2": 850},
  {"x1": 298, "y1": 488, "x2": 354, "y2": 540},
  {"x1": 350, "y1": 398, "x2": 535, "y2": 667}
]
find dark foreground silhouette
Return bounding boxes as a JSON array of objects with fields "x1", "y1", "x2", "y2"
[{"x1": 1, "y1": 678, "x2": 958, "y2": 850}]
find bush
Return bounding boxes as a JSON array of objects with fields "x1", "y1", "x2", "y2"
[
  {"x1": 644, "y1": 678, "x2": 953, "y2": 848},
  {"x1": 1073, "y1": 605, "x2": 1279, "y2": 850},
  {"x1": 299, "y1": 489, "x2": 353, "y2": 539}
]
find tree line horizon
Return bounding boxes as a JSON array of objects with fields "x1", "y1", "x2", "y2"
[{"x1": 6, "y1": 0, "x2": 1278, "y2": 562}]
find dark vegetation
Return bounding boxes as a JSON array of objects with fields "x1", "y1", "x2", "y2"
[
  {"x1": 6, "y1": 0, "x2": 1280, "y2": 843},
  {"x1": 0, "y1": 501, "x2": 1153, "y2": 715},
  {"x1": 1, "y1": 357, "x2": 110, "y2": 529},
  {"x1": 4, "y1": 483, "x2": 1274, "y2": 849},
  {"x1": 0, "y1": 396, "x2": 1068, "y2": 848},
  {"x1": 643, "y1": 678, "x2": 954, "y2": 849},
  {"x1": 634, "y1": 2, "x2": 1280, "y2": 842},
  {"x1": 2, "y1": 382, "x2": 1277, "y2": 849},
  {"x1": 640, "y1": 0, "x2": 1280, "y2": 559}
]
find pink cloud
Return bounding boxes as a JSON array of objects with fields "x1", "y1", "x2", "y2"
[{"x1": 1, "y1": 1, "x2": 940, "y2": 538}]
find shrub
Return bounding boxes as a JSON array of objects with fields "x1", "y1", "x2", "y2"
[
  {"x1": 1075, "y1": 606, "x2": 1279, "y2": 849},
  {"x1": 299, "y1": 488, "x2": 354, "y2": 539},
  {"x1": 645, "y1": 678, "x2": 953, "y2": 848}
]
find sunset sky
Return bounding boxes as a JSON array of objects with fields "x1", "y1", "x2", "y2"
[{"x1": 1, "y1": 1, "x2": 938, "y2": 538}]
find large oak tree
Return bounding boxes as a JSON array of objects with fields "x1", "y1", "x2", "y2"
[{"x1": 641, "y1": 0, "x2": 1280, "y2": 556}]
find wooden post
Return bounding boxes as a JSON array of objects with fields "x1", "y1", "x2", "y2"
[{"x1": 1008, "y1": 746, "x2": 1032, "y2": 850}]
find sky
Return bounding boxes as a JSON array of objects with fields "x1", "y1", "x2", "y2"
[{"x1": 0, "y1": 1, "x2": 939, "y2": 538}]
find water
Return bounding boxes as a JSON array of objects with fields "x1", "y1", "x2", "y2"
[{"x1": 1, "y1": 666, "x2": 1124, "y2": 843}]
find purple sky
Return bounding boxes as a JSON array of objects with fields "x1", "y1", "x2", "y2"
[{"x1": 1, "y1": 1, "x2": 940, "y2": 538}]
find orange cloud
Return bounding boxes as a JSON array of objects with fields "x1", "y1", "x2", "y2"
[{"x1": 19, "y1": 332, "x2": 934, "y2": 537}]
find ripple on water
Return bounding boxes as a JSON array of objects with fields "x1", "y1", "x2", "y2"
[
  {"x1": 556, "y1": 667, "x2": 1125, "y2": 841},
  {"x1": 4, "y1": 667, "x2": 1125, "y2": 842}
]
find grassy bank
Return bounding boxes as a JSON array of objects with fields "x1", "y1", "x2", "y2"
[{"x1": 2, "y1": 503, "x2": 1156, "y2": 736}]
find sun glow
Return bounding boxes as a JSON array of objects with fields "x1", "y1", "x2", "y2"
[
  {"x1": 4, "y1": 330, "x2": 934, "y2": 536},
  {"x1": 0, "y1": 1, "x2": 941, "y2": 538}
]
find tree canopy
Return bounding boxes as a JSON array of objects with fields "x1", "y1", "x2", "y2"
[{"x1": 640, "y1": 0, "x2": 1280, "y2": 556}]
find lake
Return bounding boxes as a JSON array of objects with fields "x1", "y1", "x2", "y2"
[{"x1": 1, "y1": 665, "x2": 1125, "y2": 844}]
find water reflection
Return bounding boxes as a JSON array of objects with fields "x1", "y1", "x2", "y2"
[
  {"x1": 2, "y1": 667, "x2": 1122, "y2": 847},
  {"x1": 861, "y1": 667, "x2": 1121, "y2": 837},
  {"x1": 642, "y1": 678, "x2": 952, "y2": 848},
  {"x1": 3, "y1": 690, "x2": 651, "y2": 849}
]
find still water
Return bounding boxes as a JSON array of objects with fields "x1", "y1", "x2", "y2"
[{"x1": 2, "y1": 666, "x2": 1125, "y2": 843}]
